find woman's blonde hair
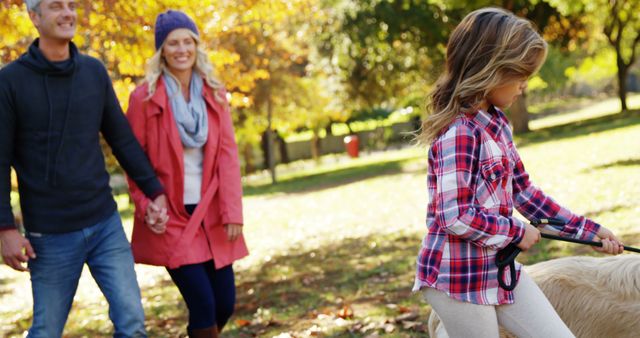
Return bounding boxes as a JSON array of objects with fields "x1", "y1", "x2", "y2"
[
  {"x1": 144, "y1": 30, "x2": 224, "y2": 103},
  {"x1": 418, "y1": 7, "x2": 548, "y2": 144}
]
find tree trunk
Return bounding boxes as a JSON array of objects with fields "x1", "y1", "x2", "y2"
[
  {"x1": 510, "y1": 93, "x2": 529, "y2": 134},
  {"x1": 311, "y1": 129, "x2": 321, "y2": 161},
  {"x1": 346, "y1": 123, "x2": 354, "y2": 135},
  {"x1": 617, "y1": 56, "x2": 629, "y2": 111},
  {"x1": 277, "y1": 134, "x2": 290, "y2": 164},
  {"x1": 266, "y1": 85, "x2": 277, "y2": 183},
  {"x1": 325, "y1": 123, "x2": 333, "y2": 136},
  {"x1": 243, "y1": 143, "x2": 255, "y2": 174}
]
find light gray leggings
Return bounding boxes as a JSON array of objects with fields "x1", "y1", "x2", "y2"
[{"x1": 424, "y1": 271, "x2": 575, "y2": 338}]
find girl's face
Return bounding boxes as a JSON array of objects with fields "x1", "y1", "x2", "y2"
[
  {"x1": 487, "y1": 78, "x2": 528, "y2": 109},
  {"x1": 162, "y1": 28, "x2": 197, "y2": 74}
]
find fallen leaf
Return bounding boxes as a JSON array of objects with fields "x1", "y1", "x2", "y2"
[
  {"x1": 397, "y1": 305, "x2": 412, "y2": 313},
  {"x1": 235, "y1": 319, "x2": 252, "y2": 327},
  {"x1": 336, "y1": 305, "x2": 354, "y2": 319}
]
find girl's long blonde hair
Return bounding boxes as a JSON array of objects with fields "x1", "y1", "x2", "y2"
[
  {"x1": 144, "y1": 30, "x2": 224, "y2": 103},
  {"x1": 418, "y1": 7, "x2": 548, "y2": 144}
]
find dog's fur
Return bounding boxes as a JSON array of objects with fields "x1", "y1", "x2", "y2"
[{"x1": 428, "y1": 255, "x2": 640, "y2": 338}]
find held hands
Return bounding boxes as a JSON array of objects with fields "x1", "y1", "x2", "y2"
[
  {"x1": 0, "y1": 229, "x2": 36, "y2": 272},
  {"x1": 145, "y1": 194, "x2": 169, "y2": 234},
  {"x1": 516, "y1": 223, "x2": 541, "y2": 251},
  {"x1": 593, "y1": 226, "x2": 624, "y2": 255},
  {"x1": 225, "y1": 224, "x2": 242, "y2": 242}
]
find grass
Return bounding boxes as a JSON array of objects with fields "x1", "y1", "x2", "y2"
[
  {"x1": 528, "y1": 93, "x2": 640, "y2": 130},
  {"x1": 242, "y1": 148, "x2": 423, "y2": 196},
  {"x1": 1, "y1": 104, "x2": 639, "y2": 337}
]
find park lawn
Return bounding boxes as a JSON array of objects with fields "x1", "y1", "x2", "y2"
[
  {"x1": 0, "y1": 111, "x2": 639, "y2": 337},
  {"x1": 528, "y1": 93, "x2": 640, "y2": 130}
]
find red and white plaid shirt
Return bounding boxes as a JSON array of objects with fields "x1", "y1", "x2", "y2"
[{"x1": 413, "y1": 107, "x2": 600, "y2": 305}]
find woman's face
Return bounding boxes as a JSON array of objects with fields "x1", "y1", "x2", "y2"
[
  {"x1": 162, "y1": 28, "x2": 197, "y2": 74},
  {"x1": 487, "y1": 78, "x2": 528, "y2": 109}
]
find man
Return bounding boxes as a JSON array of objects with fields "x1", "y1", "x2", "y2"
[{"x1": 0, "y1": 0, "x2": 168, "y2": 337}]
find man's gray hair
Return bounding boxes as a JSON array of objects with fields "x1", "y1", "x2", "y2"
[{"x1": 24, "y1": 0, "x2": 42, "y2": 12}]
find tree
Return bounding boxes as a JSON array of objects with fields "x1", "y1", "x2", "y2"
[
  {"x1": 217, "y1": 0, "x2": 328, "y2": 178},
  {"x1": 318, "y1": 0, "x2": 447, "y2": 117},
  {"x1": 320, "y1": 0, "x2": 594, "y2": 134},
  {"x1": 603, "y1": 0, "x2": 640, "y2": 111},
  {"x1": 0, "y1": 0, "x2": 37, "y2": 65},
  {"x1": 549, "y1": 0, "x2": 640, "y2": 112},
  {"x1": 1, "y1": 0, "x2": 337, "y2": 177}
]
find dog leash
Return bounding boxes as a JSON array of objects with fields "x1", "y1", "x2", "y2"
[{"x1": 496, "y1": 218, "x2": 640, "y2": 291}]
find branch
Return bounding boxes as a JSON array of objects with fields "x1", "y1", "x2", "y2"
[{"x1": 603, "y1": 4, "x2": 617, "y2": 45}]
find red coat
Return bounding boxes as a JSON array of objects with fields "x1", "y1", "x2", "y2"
[{"x1": 126, "y1": 77, "x2": 248, "y2": 269}]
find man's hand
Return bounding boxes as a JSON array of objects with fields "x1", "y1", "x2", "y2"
[
  {"x1": 516, "y1": 223, "x2": 541, "y2": 251},
  {"x1": 145, "y1": 194, "x2": 169, "y2": 234},
  {"x1": 224, "y1": 224, "x2": 242, "y2": 242},
  {"x1": 0, "y1": 229, "x2": 36, "y2": 272},
  {"x1": 593, "y1": 226, "x2": 624, "y2": 255}
]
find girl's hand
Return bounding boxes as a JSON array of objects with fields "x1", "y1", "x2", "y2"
[
  {"x1": 516, "y1": 223, "x2": 540, "y2": 251},
  {"x1": 593, "y1": 227, "x2": 624, "y2": 255},
  {"x1": 225, "y1": 224, "x2": 242, "y2": 242}
]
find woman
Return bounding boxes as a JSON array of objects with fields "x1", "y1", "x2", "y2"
[{"x1": 126, "y1": 10, "x2": 249, "y2": 338}]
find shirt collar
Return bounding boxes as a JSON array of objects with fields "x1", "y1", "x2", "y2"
[{"x1": 469, "y1": 105, "x2": 508, "y2": 140}]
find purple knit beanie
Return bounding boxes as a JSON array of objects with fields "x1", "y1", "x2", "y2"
[{"x1": 154, "y1": 10, "x2": 199, "y2": 50}]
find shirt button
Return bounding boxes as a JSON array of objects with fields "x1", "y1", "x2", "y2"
[{"x1": 490, "y1": 174, "x2": 496, "y2": 180}]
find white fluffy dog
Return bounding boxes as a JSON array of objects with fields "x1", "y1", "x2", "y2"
[{"x1": 428, "y1": 255, "x2": 640, "y2": 338}]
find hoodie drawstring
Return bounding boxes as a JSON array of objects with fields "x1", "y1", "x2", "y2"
[
  {"x1": 50, "y1": 68, "x2": 76, "y2": 186},
  {"x1": 44, "y1": 74, "x2": 53, "y2": 183}
]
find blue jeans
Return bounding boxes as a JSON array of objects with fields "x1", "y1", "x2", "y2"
[{"x1": 26, "y1": 211, "x2": 146, "y2": 338}]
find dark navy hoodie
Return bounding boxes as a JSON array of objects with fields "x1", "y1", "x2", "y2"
[{"x1": 0, "y1": 39, "x2": 163, "y2": 233}]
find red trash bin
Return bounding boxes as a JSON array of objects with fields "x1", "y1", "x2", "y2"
[{"x1": 344, "y1": 135, "x2": 359, "y2": 158}]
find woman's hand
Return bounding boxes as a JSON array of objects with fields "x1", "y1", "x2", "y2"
[
  {"x1": 593, "y1": 226, "x2": 624, "y2": 255},
  {"x1": 516, "y1": 223, "x2": 541, "y2": 251},
  {"x1": 145, "y1": 195, "x2": 169, "y2": 234},
  {"x1": 225, "y1": 224, "x2": 242, "y2": 242}
]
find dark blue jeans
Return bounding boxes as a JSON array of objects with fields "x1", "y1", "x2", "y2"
[
  {"x1": 167, "y1": 261, "x2": 236, "y2": 330},
  {"x1": 26, "y1": 211, "x2": 146, "y2": 338}
]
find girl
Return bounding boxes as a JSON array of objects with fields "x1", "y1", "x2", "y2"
[
  {"x1": 126, "y1": 10, "x2": 248, "y2": 338},
  {"x1": 413, "y1": 7, "x2": 623, "y2": 338}
]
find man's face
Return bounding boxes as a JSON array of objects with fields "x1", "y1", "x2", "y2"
[{"x1": 29, "y1": 0, "x2": 77, "y2": 42}]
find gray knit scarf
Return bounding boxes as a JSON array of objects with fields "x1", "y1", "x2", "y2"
[{"x1": 163, "y1": 72, "x2": 208, "y2": 148}]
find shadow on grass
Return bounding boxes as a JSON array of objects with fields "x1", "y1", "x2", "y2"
[
  {"x1": 583, "y1": 158, "x2": 640, "y2": 173},
  {"x1": 4, "y1": 229, "x2": 638, "y2": 338},
  {"x1": 583, "y1": 203, "x2": 634, "y2": 219},
  {"x1": 223, "y1": 232, "x2": 429, "y2": 337},
  {"x1": 243, "y1": 157, "x2": 417, "y2": 197},
  {"x1": 517, "y1": 110, "x2": 640, "y2": 148},
  {"x1": 0, "y1": 276, "x2": 15, "y2": 297}
]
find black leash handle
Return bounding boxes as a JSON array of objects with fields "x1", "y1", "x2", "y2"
[
  {"x1": 496, "y1": 242, "x2": 521, "y2": 291},
  {"x1": 496, "y1": 218, "x2": 640, "y2": 291}
]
